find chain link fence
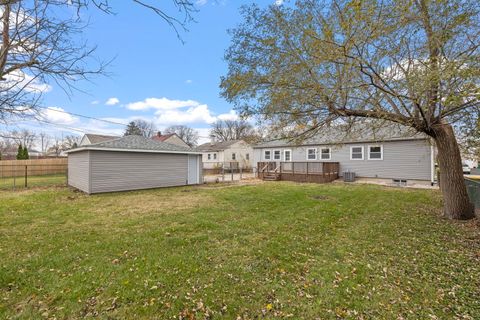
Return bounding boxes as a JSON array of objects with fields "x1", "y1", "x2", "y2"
[{"x1": 202, "y1": 162, "x2": 255, "y2": 183}]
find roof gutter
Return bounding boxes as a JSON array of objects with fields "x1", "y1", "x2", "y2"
[
  {"x1": 65, "y1": 147, "x2": 202, "y2": 155},
  {"x1": 252, "y1": 137, "x2": 430, "y2": 149}
]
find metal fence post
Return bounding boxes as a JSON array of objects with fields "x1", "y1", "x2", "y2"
[{"x1": 24, "y1": 165, "x2": 28, "y2": 188}]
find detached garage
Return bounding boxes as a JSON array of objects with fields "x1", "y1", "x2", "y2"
[{"x1": 67, "y1": 135, "x2": 202, "y2": 194}]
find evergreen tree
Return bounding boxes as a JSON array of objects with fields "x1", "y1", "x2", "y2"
[
  {"x1": 124, "y1": 121, "x2": 143, "y2": 136},
  {"x1": 23, "y1": 145, "x2": 29, "y2": 160},
  {"x1": 16, "y1": 144, "x2": 23, "y2": 160}
]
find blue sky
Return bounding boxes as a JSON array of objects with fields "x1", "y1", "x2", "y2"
[{"x1": 7, "y1": 0, "x2": 283, "y2": 143}]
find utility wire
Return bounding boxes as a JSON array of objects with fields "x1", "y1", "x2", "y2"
[{"x1": 36, "y1": 106, "x2": 129, "y2": 127}]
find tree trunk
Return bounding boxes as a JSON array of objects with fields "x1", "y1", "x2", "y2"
[{"x1": 431, "y1": 123, "x2": 474, "y2": 219}]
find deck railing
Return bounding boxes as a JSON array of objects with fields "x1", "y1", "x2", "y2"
[{"x1": 257, "y1": 161, "x2": 340, "y2": 183}]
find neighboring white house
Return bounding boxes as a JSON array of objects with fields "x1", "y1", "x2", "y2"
[
  {"x1": 196, "y1": 139, "x2": 253, "y2": 170},
  {"x1": 80, "y1": 134, "x2": 120, "y2": 146}
]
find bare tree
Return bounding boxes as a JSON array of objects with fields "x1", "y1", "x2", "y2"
[
  {"x1": 210, "y1": 119, "x2": 260, "y2": 143},
  {"x1": 0, "y1": 0, "x2": 196, "y2": 121},
  {"x1": 6, "y1": 129, "x2": 37, "y2": 149},
  {"x1": 47, "y1": 136, "x2": 62, "y2": 157},
  {"x1": 164, "y1": 125, "x2": 199, "y2": 147},
  {"x1": 61, "y1": 134, "x2": 80, "y2": 150},
  {"x1": 38, "y1": 132, "x2": 51, "y2": 155},
  {"x1": 221, "y1": 0, "x2": 479, "y2": 219}
]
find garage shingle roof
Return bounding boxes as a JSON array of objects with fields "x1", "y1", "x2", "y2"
[{"x1": 68, "y1": 135, "x2": 198, "y2": 154}]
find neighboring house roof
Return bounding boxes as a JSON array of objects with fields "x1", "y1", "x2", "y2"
[
  {"x1": 196, "y1": 140, "x2": 243, "y2": 152},
  {"x1": 254, "y1": 123, "x2": 427, "y2": 148},
  {"x1": 67, "y1": 135, "x2": 201, "y2": 154},
  {"x1": 82, "y1": 134, "x2": 120, "y2": 145},
  {"x1": 152, "y1": 133, "x2": 176, "y2": 142},
  {"x1": 151, "y1": 132, "x2": 190, "y2": 148}
]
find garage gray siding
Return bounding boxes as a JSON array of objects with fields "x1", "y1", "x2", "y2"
[
  {"x1": 254, "y1": 139, "x2": 432, "y2": 181},
  {"x1": 68, "y1": 151, "x2": 90, "y2": 193},
  {"x1": 89, "y1": 151, "x2": 189, "y2": 193}
]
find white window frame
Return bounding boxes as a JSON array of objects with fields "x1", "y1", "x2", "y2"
[
  {"x1": 213, "y1": 153, "x2": 217, "y2": 160},
  {"x1": 368, "y1": 145, "x2": 383, "y2": 160},
  {"x1": 207, "y1": 153, "x2": 211, "y2": 160},
  {"x1": 264, "y1": 150, "x2": 271, "y2": 160},
  {"x1": 284, "y1": 149, "x2": 292, "y2": 162},
  {"x1": 273, "y1": 149, "x2": 281, "y2": 161},
  {"x1": 350, "y1": 146, "x2": 364, "y2": 160},
  {"x1": 306, "y1": 148, "x2": 317, "y2": 160},
  {"x1": 232, "y1": 152, "x2": 236, "y2": 160},
  {"x1": 320, "y1": 147, "x2": 331, "y2": 160}
]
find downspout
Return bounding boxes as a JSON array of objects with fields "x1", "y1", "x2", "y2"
[{"x1": 430, "y1": 144, "x2": 435, "y2": 186}]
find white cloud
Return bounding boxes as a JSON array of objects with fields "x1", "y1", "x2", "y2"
[
  {"x1": 0, "y1": 70, "x2": 52, "y2": 94},
  {"x1": 185, "y1": 79, "x2": 193, "y2": 84},
  {"x1": 41, "y1": 107, "x2": 78, "y2": 125},
  {"x1": 275, "y1": 0, "x2": 284, "y2": 5},
  {"x1": 217, "y1": 110, "x2": 238, "y2": 121},
  {"x1": 91, "y1": 100, "x2": 99, "y2": 105},
  {"x1": 125, "y1": 96, "x2": 239, "y2": 127},
  {"x1": 126, "y1": 97, "x2": 201, "y2": 111},
  {"x1": 105, "y1": 97, "x2": 120, "y2": 106},
  {"x1": 196, "y1": 0, "x2": 208, "y2": 6},
  {"x1": 154, "y1": 104, "x2": 217, "y2": 125}
]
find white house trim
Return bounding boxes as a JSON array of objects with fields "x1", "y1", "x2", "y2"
[
  {"x1": 350, "y1": 146, "x2": 364, "y2": 160},
  {"x1": 367, "y1": 145, "x2": 383, "y2": 160},
  {"x1": 284, "y1": 149, "x2": 292, "y2": 162},
  {"x1": 306, "y1": 147, "x2": 317, "y2": 160}
]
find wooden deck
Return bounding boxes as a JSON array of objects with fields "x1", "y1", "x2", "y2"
[{"x1": 257, "y1": 162, "x2": 340, "y2": 183}]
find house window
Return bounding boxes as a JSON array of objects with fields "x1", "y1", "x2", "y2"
[
  {"x1": 273, "y1": 150, "x2": 281, "y2": 160},
  {"x1": 207, "y1": 154, "x2": 211, "y2": 160},
  {"x1": 264, "y1": 150, "x2": 271, "y2": 160},
  {"x1": 350, "y1": 146, "x2": 364, "y2": 160},
  {"x1": 368, "y1": 145, "x2": 383, "y2": 160},
  {"x1": 213, "y1": 153, "x2": 217, "y2": 160},
  {"x1": 306, "y1": 148, "x2": 317, "y2": 160},
  {"x1": 284, "y1": 149, "x2": 292, "y2": 162},
  {"x1": 232, "y1": 152, "x2": 236, "y2": 160},
  {"x1": 320, "y1": 148, "x2": 331, "y2": 160},
  {"x1": 246, "y1": 153, "x2": 249, "y2": 160}
]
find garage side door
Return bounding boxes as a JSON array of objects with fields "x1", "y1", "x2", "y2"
[{"x1": 188, "y1": 155, "x2": 199, "y2": 185}]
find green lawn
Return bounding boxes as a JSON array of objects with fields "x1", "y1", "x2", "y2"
[
  {"x1": 0, "y1": 174, "x2": 66, "y2": 190},
  {"x1": 1, "y1": 182, "x2": 479, "y2": 319}
]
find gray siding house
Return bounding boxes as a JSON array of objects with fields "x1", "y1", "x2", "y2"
[
  {"x1": 67, "y1": 135, "x2": 202, "y2": 194},
  {"x1": 253, "y1": 125, "x2": 435, "y2": 185}
]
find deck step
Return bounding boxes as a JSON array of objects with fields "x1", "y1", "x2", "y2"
[{"x1": 263, "y1": 174, "x2": 280, "y2": 181}]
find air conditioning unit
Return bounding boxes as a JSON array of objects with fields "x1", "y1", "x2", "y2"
[{"x1": 343, "y1": 171, "x2": 355, "y2": 182}]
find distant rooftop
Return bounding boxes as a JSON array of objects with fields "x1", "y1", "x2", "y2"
[
  {"x1": 83, "y1": 134, "x2": 120, "y2": 145},
  {"x1": 151, "y1": 132, "x2": 176, "y2": 142},
  {"x1": 196, "y1": 140, "x2": 242, "y2": 152}
]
